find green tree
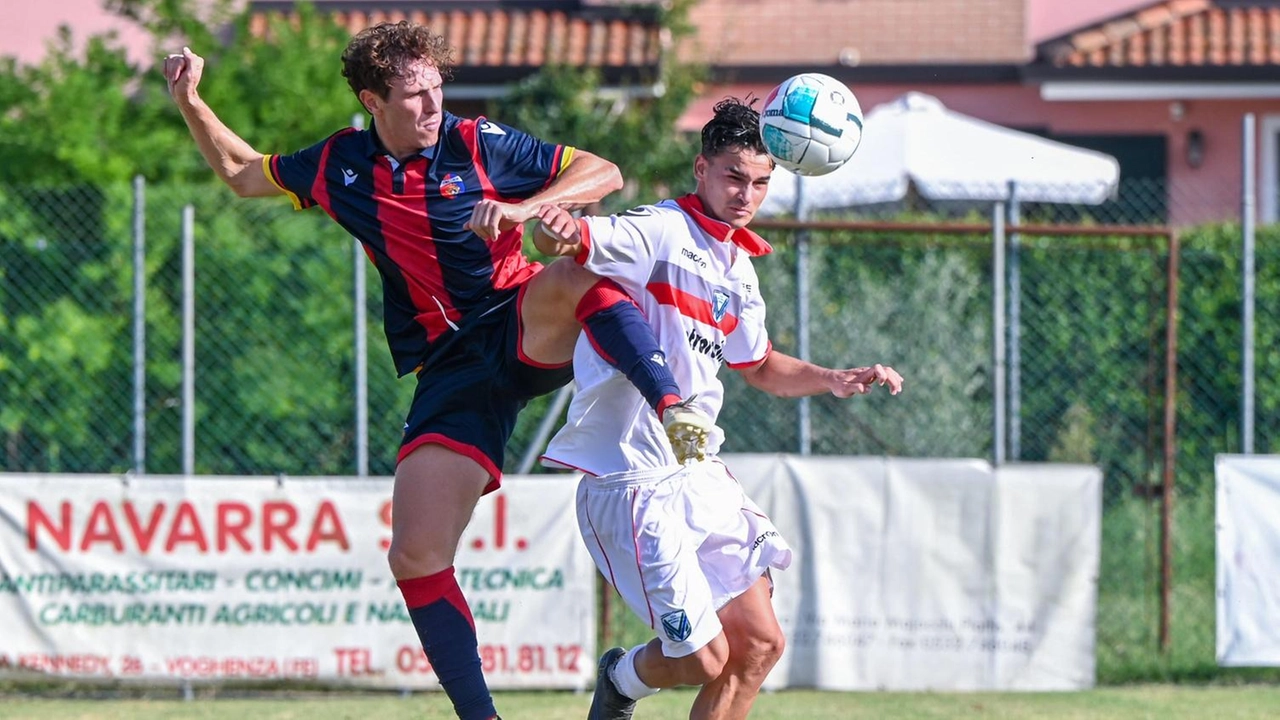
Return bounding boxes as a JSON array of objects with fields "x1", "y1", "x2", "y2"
[
  {"x1": 0, "y1": 31, "x2": 179, "y2": 183},
  {"x1": 0, "y1": 2, "x2": 366, "y2": 472},
  {"x1": 0, "y1": 182, "x2": 136, "y2": 470},
  {"x1": 715, "y1": 229, "x2": 993, "y2": 457},
  {"x1": 1048, "y1": 402, "x2": 1098, "y2": 463},
  {"x1": 165, "y1": 4, "x2": 359, "y2": 169},
  {"x1": 491, "y1": 0, "x2": 704, "y2": 209},
  {"x1": 0, "y1": 0, "x2": 709, "y2": 473},
  {"x1": 1017, "y1": 234, "x2": 1171, "y2": 495},
  {"x1": 0, "y1": 1, "x2": 357, "y2": 185}
]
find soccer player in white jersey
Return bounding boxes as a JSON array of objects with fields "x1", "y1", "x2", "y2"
[{"x1": 533, "y1": 98, "x2": 903, "y2": 720}]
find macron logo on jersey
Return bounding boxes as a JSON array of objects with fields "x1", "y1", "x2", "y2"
[
  {"x1": 480, "y1": 121, "x2": 506, "y2": 136},
  {"x1": 342, "y1": 168, "x2": 358, "y2": 186}
]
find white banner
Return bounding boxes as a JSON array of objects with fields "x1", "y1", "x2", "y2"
[
  {"x1": 0, "y1": 474, "x2": 595, "y2": 689},
  {"x1": 2, "y1": 457, "x2": 1100, "y2": 691},
  {"x1": 730, "y1": 455, "x2": 1101, "y2": 691},
  {"x1": 1216, "y1": 455, "x2": 1280, "y2": 666}
]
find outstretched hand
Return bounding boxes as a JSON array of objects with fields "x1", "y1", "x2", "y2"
[
  {"x1": 830, "y1": 364, "x2": 904, "y2": 398},
  {"x1": 163, "y1": 47, "x2": 204, "y2": 101}
]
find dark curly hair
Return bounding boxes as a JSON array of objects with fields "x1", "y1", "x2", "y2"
[
  {"x1": 701, "y1": 97, "x2": 769, "y2": 159},
  {"x1": 341, "y1": 21, "x2": 456, "y2": 100}
]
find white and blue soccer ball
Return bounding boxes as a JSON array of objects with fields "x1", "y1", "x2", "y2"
[{"x1": 760, "y1": 73, "x2": 863, "y2": 176}]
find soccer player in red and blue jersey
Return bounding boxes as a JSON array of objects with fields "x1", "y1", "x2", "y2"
[{"x1": 164, "y1": 21, "x2": 708, "y2": 720}]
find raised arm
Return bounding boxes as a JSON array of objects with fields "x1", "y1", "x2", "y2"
[
  {"x1": 164, "y1": 47, "x2": 281, "y2": 198},
  {"x1": 737, "y1": 349, "x2": 903, "y2": 399},
  {"x1": 468, "y1": 150, "x2": 623, "y2": 240},
  {"x1": 525, "y1": 149, "x2": 624, "y2": 211}
]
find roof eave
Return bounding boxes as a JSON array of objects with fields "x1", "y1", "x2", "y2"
[
  {"x1": 707, "y1": 63, "x2": 1025, "y2": 85},
  {"x1": 1023, "y1": 63, "x2": 1280, "y2": 83}
]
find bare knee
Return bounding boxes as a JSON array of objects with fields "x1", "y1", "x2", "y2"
[
  {"x1": 733, "y1": 625, "x2": 786, "y2": 679},
  {"x1": 517, "y1": 259, "x2": 605, "y2": 363},
  {"x1": 386, "y1": 443, "x2": 486, "y2": 580},
  {"x1": 537, "y1": 257, "x2": 600, "y2": 306},
  {"x1": 386, "y1": 538, "x2": 451, "y2": 580},
  {"x1": 385, "y1": 540, "x2": 418, "y2": 579}
]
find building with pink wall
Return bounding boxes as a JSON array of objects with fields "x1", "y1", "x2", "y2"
[
  {"x1": 1029, "y1": 0, "x2": 1155, "y2": 42},
  {"x1": 1, "y1": 0, "x2": 156, "y2": 67},
  {"x1": 6, "y1": 0, "x2": 1279, "y2": 226},
  {"x1": 678, "y1": 0, "x2": 1280, "y2": 226},
  {"x1": 685, "y1": 80, "x2": 1279, "y2": 225}
]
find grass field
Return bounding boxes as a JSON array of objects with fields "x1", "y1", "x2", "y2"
[{"x1": 3, "y1": 685, "x2": 1280, "y2": 719}]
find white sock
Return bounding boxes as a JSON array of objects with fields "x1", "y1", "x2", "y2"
[{"x1": 608, "y1": 645, "x2": 661, "y2": 701}]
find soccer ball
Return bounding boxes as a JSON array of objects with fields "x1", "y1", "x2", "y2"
[{"x1": 760, "y1": 73, "x2": 863, "y2": 176}]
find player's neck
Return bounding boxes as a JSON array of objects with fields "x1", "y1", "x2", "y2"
[{"x1": 371, "y1": 123, "x2": 438, "y2": 164}]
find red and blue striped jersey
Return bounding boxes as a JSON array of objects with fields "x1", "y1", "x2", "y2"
[{"x1": 265, "y1": 112, "x2": 573, "y2": 376}]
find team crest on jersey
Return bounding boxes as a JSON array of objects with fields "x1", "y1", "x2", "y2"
[
  {"x1": 661, "y1": 609, "x2": 692, "y2": 642},
  {"x1": 439, "y1": 173, "x2": 465, "y2": 198},
  {"x1": 712, "y1": 290, "x2": 731, "y2": 322}
]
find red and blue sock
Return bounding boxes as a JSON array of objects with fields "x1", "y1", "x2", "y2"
[
  {"x1": 398, "y1": 568, "x2": 497, "y2": 720},
  {"x1": 576, "y1": 279, "x2": 681, "y2": 417}
]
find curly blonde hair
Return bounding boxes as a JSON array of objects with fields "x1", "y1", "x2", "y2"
[{"x1": 341, "y1": 21, "x2": 456, "y2": 99}]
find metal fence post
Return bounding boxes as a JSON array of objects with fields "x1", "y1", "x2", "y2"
[
  {"x1": 133, "y1": 175, "x2": 147, "y2": 475},
  {"x1": 1159, "y1": 230, "x2": 1180, "y2": 653},
  {"x1": 352, "y1": 113, "x2": 370, "y2": 477},
  {"x1": 992, "y1": 201, "x2": 1006, "y2": 465},
  {"x1": 354, "y1": 236, "x2": 369, "y2": 477},
  {"x1": 517, "y1": 385, "x2": 575, "y2": 474},
  {"x1": 1006, "y1": 181, "x2": 1021, "y2": 460},
  {"x1": 1242, "y1": 113, "x2": 1256, "y2": 455},
  {"x1": 182, "y1": 205, "x2": 196, "y2": 476},
  {"x1": 795, "y1": 179, "x2": 811, "y2": 455}
]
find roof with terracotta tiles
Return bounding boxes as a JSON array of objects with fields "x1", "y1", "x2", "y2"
[
  {"x1": 683, "y1": 0, "x2": 1028, "y2": 67},
  {"x1": 247, "y1": 1, "x2": 664, "y2": 69},
  {"x1": 1038, "y1": 0, "x2": 1280, "y2": 68}
]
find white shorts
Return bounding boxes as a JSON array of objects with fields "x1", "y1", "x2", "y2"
[{"x1": 576, "y1": 459, "x2": 792, "y2": 658}]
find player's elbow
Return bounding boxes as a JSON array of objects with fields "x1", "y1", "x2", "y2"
[
  {"x1": 224, "y1": 163, "x2": 279, "y2": 199},
  {"x1": 601, "y1": 162, "x2": 624, "y2": 194},
  {"x1": 741, "y1": 365, "x2": 795, "y2": 398},
  {"x1": 222, "y1": 168, "x2": 259, "y2": 197},
  {"x1": 737, "y1": 361, "x2": 771, "y2": 391},
  {"x1": 739, "y1": 368, "x2": 773, "y2": 395},
  {"x1": 226, "y1": 181, "x2": 259, "y2": 198},
  {"x1": 573, "y1": 151, "x2": 624, "y2": 195}
]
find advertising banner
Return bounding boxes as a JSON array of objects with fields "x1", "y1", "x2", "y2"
[
  {"x1": 2, "y1": 457, "x2": 1101, "y2": 691},
  {"x1": 728, "y1": 456, "x2": 1101, "y2": 691},
  {"x1": 0, "y1": 474, "x2": 595, "y2": 689},
  {"x1": 1216, "y1": 455, "x2": 1280, "y2": 666}
]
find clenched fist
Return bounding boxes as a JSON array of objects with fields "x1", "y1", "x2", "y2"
[{"x1": 163, "y1": 47, "x2": 205, "y2": 101}]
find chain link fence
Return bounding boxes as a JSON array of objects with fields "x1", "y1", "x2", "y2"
[
  {"x1": 1, "y1": 181, "x2": 410, "y2": 478},
  {"x1": 3, "y1": 176, "x2": 1278, "y2": 683}
]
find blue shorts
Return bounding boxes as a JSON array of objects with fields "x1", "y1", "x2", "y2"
[{"x1": 397, "y1": 283, "x2": 573, "y2": 493}]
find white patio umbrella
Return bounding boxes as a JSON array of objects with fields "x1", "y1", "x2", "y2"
[
  {"x1": 758, "y1": 93, "x2": 1121, "y2": 462},
  {"x1": 760, "y1": 92, "x2": 1121, "y2": 216}
]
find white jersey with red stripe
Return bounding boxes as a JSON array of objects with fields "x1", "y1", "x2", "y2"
[{"x1": 542, "y1": 194, "x2": 773, "y2": 476}]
